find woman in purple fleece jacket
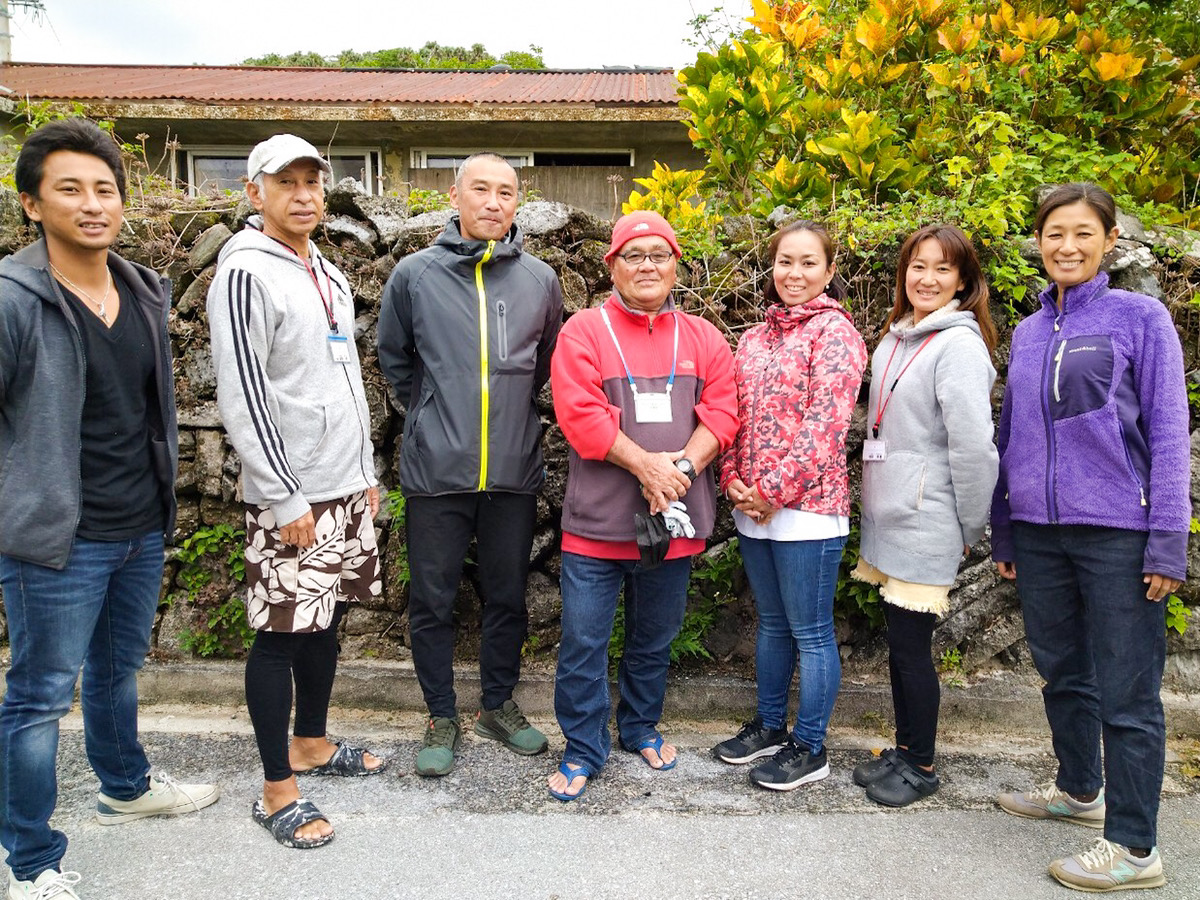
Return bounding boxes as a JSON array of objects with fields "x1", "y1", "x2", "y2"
[{"x1": 991, "y1": 183, "x2": 1190, "y2": 894}]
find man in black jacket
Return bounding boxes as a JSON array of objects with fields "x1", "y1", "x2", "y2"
[
  {"x1": 0, "y1": 119, "x2": 218, "y2": 900},
  {"x1": 378, "y1": 152, "x2": 563, "y2": 776}
]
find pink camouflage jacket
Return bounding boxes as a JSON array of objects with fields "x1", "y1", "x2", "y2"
[{"x1": 719, "y1": 295, "x2": 867, "y2": 516}]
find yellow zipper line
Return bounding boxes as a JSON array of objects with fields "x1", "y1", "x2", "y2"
[{"x1": 475, "y1": 241, "x2": 495, "y2": 491}]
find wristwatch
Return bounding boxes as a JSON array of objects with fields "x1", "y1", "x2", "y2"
[{"x1": 674, "y1": 458, "x2": 697, "y2": 482}]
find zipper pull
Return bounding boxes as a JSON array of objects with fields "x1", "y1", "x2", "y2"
[
  {"x1": 1053, "y1": 341, "x2": 1066, "y2": 403},
  {"x1": 1140, "y1": 486, "x2": 1147, "y2": 507}
]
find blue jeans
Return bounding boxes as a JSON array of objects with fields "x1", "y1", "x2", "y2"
[
  {"x1": 554, "y1": 553, "x2": 691, "y2": 773},
  {"x1": 740, "y1": 534, "x2": 846, "y2": 754},
  {"x1": 1012, "y1": 523, "x2": 1166, "y2": 849},
  {"x1": 0, "y1": 532, "x2": 163, "y2": 881}
]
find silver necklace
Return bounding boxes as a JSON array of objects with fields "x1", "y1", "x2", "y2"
[{"x1": 49, "y1": 262, "x2": 113, "y2": 325}]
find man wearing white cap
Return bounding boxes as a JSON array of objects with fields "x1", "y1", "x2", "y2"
[{"x1": 207, "y1": 134, "x2": 385, "y2": 850}]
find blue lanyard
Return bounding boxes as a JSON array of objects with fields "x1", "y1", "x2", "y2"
[{"x1": 600, "y1": 306, "x2": 678, "y2": 395}]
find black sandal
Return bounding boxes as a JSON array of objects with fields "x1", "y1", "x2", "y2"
[
  {"x1": 252, "y1": 798, "x2": 334, "y2": 849},
  {"x1": 294, "y1": 742, "x2": 386, "y2": 777}
]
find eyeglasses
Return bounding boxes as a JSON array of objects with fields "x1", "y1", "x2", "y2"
[{"x1": 617, "y1": 250, "x2": 675, "y2": 266}]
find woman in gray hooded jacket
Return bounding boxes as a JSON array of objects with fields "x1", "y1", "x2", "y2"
[{"x1": 851, "y1": 224, "x2": 999, "y2": 807}]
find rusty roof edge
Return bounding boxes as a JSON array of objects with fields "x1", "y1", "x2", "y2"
[{"x1": 59, "y1": 100, "x2": 688, "y2": 123}]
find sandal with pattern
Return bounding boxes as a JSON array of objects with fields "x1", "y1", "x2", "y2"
[
  {"x1": 252, "y1": 798, "x2": 334, "y2": 849},
  {"x1": 294, "y1": 741, "x2": 386, "y2": 777}
]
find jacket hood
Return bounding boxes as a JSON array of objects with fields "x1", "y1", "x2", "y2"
[
  {"x1": 434, "y1": 217, "x2": 525, "y2": 262},
  {"x1": 889, "y1": 299, "x2": 983, "y2": 340},
  {"x1": 1037, "y1": 270, "x2": 1110, "y2": 315},
  {"x1": 764, "y1": 293, "x2": 852, "y2": 332},
  {"x1": 0, "y1": 238, "x2": 165, "y2": 305},
  {"x1": 218, "y1": 216, "x2": 326, "y2": 269}
]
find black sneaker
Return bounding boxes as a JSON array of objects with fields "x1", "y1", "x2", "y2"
[
  {"x1": 748, "y1": 740, "x2": 830, "y2": 791},
  {"x1": 711, "y1": 717, "x2": 789, "y2": 764},
  {"x1": 852, "y1": 747, "x2": 900, "y2": 787}
]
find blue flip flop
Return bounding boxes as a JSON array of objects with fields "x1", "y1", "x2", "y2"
[
  {"x1": 548, "y1": 761, "x2": 591, "y2": 802},
  {"x1": 627, "y1": 733, "x2": 677, "y2": 771}
]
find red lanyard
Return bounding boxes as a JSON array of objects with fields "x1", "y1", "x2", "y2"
[
  {"x1": 300, "y1": 257, "x2": 338, "y2": 333},
  {"x1": 872, "y1": 332, "x2": 938, "y2": 438}
]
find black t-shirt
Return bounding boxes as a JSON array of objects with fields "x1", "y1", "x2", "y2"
[{"x1": 62, "y1": 272, "x2": 165, "y2": 540}]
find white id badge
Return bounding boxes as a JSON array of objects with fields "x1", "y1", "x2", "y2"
[
  {"x1": 862, "y1": 438, "x2": 887, "y2": 462},
  {"x1": 327, "y1": 334, "x2": 351, "y2": 364},
  {"x1": 634, "y1": 391, "x2": 673, "y2": 423}
]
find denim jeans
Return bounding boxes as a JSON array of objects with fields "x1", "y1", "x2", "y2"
[
  {"x1": 740, "y1": 534, "x2": 846, "y2": 754},
  {"x1": 0, "y1": 532, "x2": 163, "y2": 881},
  {"x1": 1012, "y1": 523, "x2": 1166, "y2": 849},
  {"x1": 554, "y1": 553, "x2": 691, "y2": 773}
]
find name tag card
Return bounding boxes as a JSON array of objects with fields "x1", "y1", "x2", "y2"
[
  {"x1": 328, "y1": 334, "x2": 351, "y2": 363},
  {"x1": 634, "y1": 391, "x2": 673, "y2": 423},
  {"x1": 862, "y1": 438, "x2": 887, "y2": 462}
]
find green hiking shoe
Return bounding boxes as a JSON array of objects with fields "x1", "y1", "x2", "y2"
[
  {"x1": 473, "y1": 699, "x2": 549, "y2": 755},
  {"x1": 415, "y1": 716, "x2": 462, "y2": 777}
]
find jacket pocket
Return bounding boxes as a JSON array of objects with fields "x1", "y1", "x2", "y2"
[
  {"x1": 496, "y1": 300, "x2": 509, "y2": 362},
  {"x1": 1051, "y1": 335, "x2": 1113, "y2": 420},
  {"x1": 862, "y1": 450, "x2": 926, "y2": 531}
]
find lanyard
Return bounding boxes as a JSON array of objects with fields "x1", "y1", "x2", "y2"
[
  {"x1": 600, "y1": 306, "x2": 678, "y2": 396},
  {"x1": 264, "y1": 233, "x2": 339, "y2": 333},
  {"x1": 872, "y1": 332, "x2": 938, "y2": 438}
]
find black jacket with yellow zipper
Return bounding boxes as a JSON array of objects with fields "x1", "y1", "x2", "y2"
[{"x1": 377, "y1": 217, "x2": 563, "y2": 497}]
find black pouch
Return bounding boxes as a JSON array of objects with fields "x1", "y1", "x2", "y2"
[{"x1": 634, "y1": 511, "x2": 671, "y2": 569}]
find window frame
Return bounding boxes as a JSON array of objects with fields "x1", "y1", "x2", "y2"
[{"x1": 182, "y1": 145, "x2": 384, "y2": 195}]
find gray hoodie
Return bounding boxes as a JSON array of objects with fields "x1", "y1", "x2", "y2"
[
  {"x1": 207, "y1": 220, "x2": 375, "y2": 525},
  {"x1": 858, "y1": 302, "x2": 998, "y2": 586}
]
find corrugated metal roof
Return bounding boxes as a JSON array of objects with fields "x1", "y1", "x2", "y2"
[{"x1": 0, "y1": 63, "x2": 681, "y2": 105}]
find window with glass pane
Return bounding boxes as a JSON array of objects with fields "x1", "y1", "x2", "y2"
[{"x1": 192, "y1": 157, "x2": 245, "y2": 193}]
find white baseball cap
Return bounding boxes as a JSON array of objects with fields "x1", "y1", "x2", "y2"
[{"x1": 246, "y1": 134, "x2": 333, "y2": 181}]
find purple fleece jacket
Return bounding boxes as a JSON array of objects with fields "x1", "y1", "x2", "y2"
[{"x1": 990, "y1": 272, "x2": 1191, "y2": 580}]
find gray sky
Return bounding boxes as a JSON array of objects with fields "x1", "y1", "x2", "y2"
[{"x1": 7, "y1": 0, "x2": 750, "y2": 70}]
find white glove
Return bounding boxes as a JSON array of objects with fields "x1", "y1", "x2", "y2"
[{"x1": 661, "y1": 501, "x2": 696, "y2": 539}]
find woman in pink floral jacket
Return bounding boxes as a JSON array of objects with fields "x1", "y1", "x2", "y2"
[{"x1": 711, "y1": 221, "x2": 867, "y2": 791}]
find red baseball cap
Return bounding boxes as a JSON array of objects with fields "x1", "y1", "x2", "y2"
[{"x1": 605, "y1": 211, "x2": 682, "y2": 263}]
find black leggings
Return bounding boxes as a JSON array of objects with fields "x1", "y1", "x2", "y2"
[
  {"x1": 245, "y1": 603, "x2": 345, "y2": 782},
  {"x1": 884, "y1": 602, "x2": 940, "y2": 768}
]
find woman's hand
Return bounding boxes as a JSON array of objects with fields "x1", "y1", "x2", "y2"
[
  {"x1": 1143, "y1": 572, "x2": 1181, "y2": 602},
  {"x1": 728, "y1": 479, "x2": 776, "y2": 524},
  {"x1": 996, "y1": 561, "x2": 1017, "y2": 580}
]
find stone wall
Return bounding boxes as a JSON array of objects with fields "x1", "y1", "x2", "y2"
[{"x1": 1, "y1": 181, "x2": 1198, "y2": 687}]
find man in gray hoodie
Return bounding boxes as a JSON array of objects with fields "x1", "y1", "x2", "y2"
[
  {"x1": 0, "y1": 118, "x2": 218, "y2": 900},
  {"x1": 207, "y1": 135, "x2": 384, "y2": 850}
]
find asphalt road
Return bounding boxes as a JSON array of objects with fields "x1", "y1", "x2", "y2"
[{"x1": 46, "y1": 706, "x2": 1200, "y2": 900}]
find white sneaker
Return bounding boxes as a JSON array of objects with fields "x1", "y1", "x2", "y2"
[
  {"x1": 7, "y1": 869, "x2": 82, "y2": 900},
  {"x1": 1049, "y1": 838, "x2": 1165, "y2": 892},
  {"x1": 95, "y1": 771, "x2": 219, "y2": 825}
]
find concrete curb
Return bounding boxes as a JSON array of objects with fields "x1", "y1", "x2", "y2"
[{"x1": 129, "y1": 659, "x2": 1200, "y2": 737}]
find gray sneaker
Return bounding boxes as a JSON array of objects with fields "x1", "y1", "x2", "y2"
[
  {"x1": 997, "y1": 782, "x2": 1105, "y2": 828},
  {"x1": 1049, "y1": 838, "x2": 1165, "y2": 892},
  {"x1": 8, "y1": 869, "x2": 82, "y2": 900},
  {"x1": 474, "y1": 699, "x2": 548, "y2": 755},
  {"x1": 415, "y1": 716, "x2": 462, "y2": 777},
  {"x1": 96, "y1": 772, "x2": 219, "y2": 825}
]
